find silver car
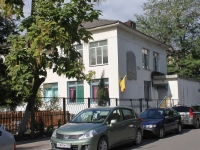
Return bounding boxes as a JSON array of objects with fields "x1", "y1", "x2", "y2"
[
  {"x1": 172, "y1": 105, "x2": 200, "y2": 128},
  {"x1": 0, "y1": 125, "x2": 16, "y2": 150},
  {"x1": 50, "y1": 106, "x2": 143, "y2": 150}
]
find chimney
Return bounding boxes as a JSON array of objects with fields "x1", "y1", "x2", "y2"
[{"x1": 124, "y1": 20, "x2": 136, "y2": 29}]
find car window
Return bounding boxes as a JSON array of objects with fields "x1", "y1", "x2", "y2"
[
  {"x1": 71, "y1": 109, "x2": 110, "y2": 123},
  {"x1": 170, "y1": 109, "x2": 179, "y2": 117},
  {"x1": 122, "y1": 108, "x2": 136, "y2": 120},
  {"x1": 164, "y1": 109, "x2": 172, "y2": 117},
  {"x1": 108, "y1": 109, "x2": 123, "y2": 123},
  {"x1": 192, "y1": 106, "x2": 200, "y2": 111},
  {"x1": 140, "y1": 109, "x2": 164, "y2": 119}
]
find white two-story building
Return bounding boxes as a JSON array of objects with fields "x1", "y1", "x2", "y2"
[{"x1": 42, "y1": 19, "x2": 200, "y2": 113}]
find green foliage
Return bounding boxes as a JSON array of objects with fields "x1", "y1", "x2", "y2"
[
  {"x1": 5, "y1": 0, "x2": 100, "y2": 98},
  {"x1": 135, "y1": 0, "x2": 200, "y2": 79},
  {"x1": 96, "y1": 70, "x2": 109, "y2": 106},
  {"x1": 3, "y1": 0, "x2": 100, "y2": 135},
  {"x1": 0, "y1": 13, "x2": 23, "y2": 110},
  {"x1": 42, "y1": 97, "x2": 61, "y2": 111}
]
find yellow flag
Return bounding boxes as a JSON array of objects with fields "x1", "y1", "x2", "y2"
[{"x1": 120, "y1": 75, "x2": 126, "y2": 92}]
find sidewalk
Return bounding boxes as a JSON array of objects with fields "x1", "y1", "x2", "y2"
[{"x1": 16, "y1": 137, "x2": 51, "y2": 150}]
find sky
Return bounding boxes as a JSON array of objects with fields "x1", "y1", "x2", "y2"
[{"x1": 23, "y1": 0, "x2": 148, "y2": 22}]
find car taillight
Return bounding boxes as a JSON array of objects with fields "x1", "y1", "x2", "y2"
[
  {"x1": 14, "y1": 143, "x2": 16, "y2": 150},
  {"x1": 138, "y1": 118, "x2": 142, "y2": 121},
  {"x1": 189, "y1": 108, "x2": 194, "y2": 118}
]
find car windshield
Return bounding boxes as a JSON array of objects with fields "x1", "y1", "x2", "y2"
[
  {"x1": 70, "y1": 109, "x2": 111, "y2": 123},
  {"x1": 140, "y1": 109, "x2": 164, "y2": 119}
]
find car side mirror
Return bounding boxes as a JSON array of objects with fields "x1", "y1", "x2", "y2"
[
  {"x1": 110, "y1": 119, "x2": 117, "y2": 126},
  {"x1": 165, "y1": 116, "x2": 170, "y2": 119}
]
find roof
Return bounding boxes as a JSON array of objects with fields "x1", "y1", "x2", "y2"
[
  {"x1": 82, "y1": 19, "x2": 119, "y2": 29},
  {"x1": 82, "y1": 18, "x2": 169, "y2": 48}
]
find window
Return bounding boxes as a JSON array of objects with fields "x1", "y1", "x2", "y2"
[
  {"x1": 122, "y1": 108, "x2": 136, "y2": 120},
  {"x1": 144, "y1": 81, "x2": 151, "y2": 100},
  {"x1": 91, "y1": 78, "x2": 109, "y2": 102},
  {"x1": 109, "y1": 109, "x2": 123, "y2": 122},
  {"x1": 170, "y1": 109, "x2": 179, "y2": 117},
  {"x1": 89, "y1": 40, "x2": 108, "y2": 66},
  {"x1": 43, "y1": 83, "x2": 58, "y2": 101},
  {"x1": 74, "y1": 44, "x2": 83, "y2": 64},
  {"x1": 68, "y1": 81, "x2": 84, "y2": 103},
  {"x1": 153, "y1": 52, "x2": 159, "y2": 71},
  {"x1": 142, "y1": 49, "x2": 149, "y2": 69}
]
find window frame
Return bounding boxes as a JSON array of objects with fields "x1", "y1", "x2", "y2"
[
  {"x1": 73, "y1": 44, "x2": 83, "y2": 64},
  {"x1": 144, "y1": 81, "x2": 151, "y2": 100},
  {"x1": 67, "y1": 81, "x2": 84, "y2": 103},
  {"x1": 89, "y1": 40, "x2": 108, "y2": 66},
  {"x1": 142, "y1": 48, "x2": 149, "y2": 69},
  {"x1": 43, "y1": 83, "x2": 58, "y2": 101},
  {"x1": 153, "y1": 52, "x2": 159, "y2": 71},
  {"x1": 90, "y1": 78, "x2": 109, "y2": 103}
]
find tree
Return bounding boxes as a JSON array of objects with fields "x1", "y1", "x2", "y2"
[
  {"x1": 0, "y1": 13, "x2": 22, "y2": 110},
  {"x1": 96, "y1": 70, "x2": 109, "y2": 106},
  {"x1": 5, "y1": 0, "x2": 100, "y2": 135},
  {"x1": 135, "y1": 0, "x2": 200, "y2": 79}
]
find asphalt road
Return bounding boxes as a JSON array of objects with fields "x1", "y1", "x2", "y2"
[{"x1": 16, "y1": 127, "x2": 200, "y2": 150}]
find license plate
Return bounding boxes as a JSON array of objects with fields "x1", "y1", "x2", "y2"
[{"x1": 57, "y1": 143, "x2": 71, "y2": 148}]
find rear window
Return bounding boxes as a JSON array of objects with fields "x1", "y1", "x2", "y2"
[
  {"x1": 192, "y1": 106, "x2": 200, "y2": 111},
  {"x1": 172, "y1": 106, "x2": 190, "y2": 112}
]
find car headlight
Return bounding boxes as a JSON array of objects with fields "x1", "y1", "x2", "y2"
[
  {"x1": 146, "y1": 124, "x2": 157, "y2": 128},
  {"x1": 51, "y1": 129, "x2": 57, "y2": 138},
  {"x1": 79, "y1": 130, "x2": 98, "y2": 139}
]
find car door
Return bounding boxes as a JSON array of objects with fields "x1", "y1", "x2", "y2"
[
  {"x1": 163, "y1": 109, "x2": 174, "y2": 131},
  {"x1": 170, "y1": 109, "x2": 181, "y2": 130},
  {"x1": 107, "y1": 108, "x2": 125, "y2": 146},
  {"x1": 121, "y1": 108, "x2": 137, "y2": 141}
]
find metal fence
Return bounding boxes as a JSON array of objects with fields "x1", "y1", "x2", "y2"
[{"x1": 62, "y1": 97, "x2": 178, "y2": 115}]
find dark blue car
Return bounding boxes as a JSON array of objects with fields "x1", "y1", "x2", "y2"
[{"x1": 139, "y1": 108, "x2": 182, "y2": 138}]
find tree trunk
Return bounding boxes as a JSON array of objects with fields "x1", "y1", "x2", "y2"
[
  {"x1": 17, "y1": 100, "x2": 32, "y2": 135},
  {"x1": 18, "y1": 76, "x2": 45, "y2": 136}
]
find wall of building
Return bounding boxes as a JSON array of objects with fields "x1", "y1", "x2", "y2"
[
  {"x1": 117, "y1": 26, "x2": 167, "y2": 99},
  {"x1": 177, "y1": 78, "x2": 200, "y2": 105},
  {"x1": 43, "y1": 26, "x2": 119, "y2": 99},
  {"x1": 42, "y1": 24, "x2": 169, "y2": 115},
  {"x1": 168, "y1": 79, "x2": 179, "y2": 105}
]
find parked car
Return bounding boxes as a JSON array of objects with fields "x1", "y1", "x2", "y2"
[
  {"x1": 0, "y1": 125, "x2": 16, "y2": 150},
  {"x1": 50, "y1": 106, "x2": 143, "y2": 150},
  {"x1": 139, "y1": 108, "x2": 182, "y2": 138},
  {"x1": 172, "y1": 105, "x2": 200, "y2": 128}
]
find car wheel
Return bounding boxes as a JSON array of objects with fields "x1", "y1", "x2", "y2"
[
  {"x1": 97, "y1": 137, "x2": 108, "y2": 150},
  {"x1": 134, "y1": 129, "x2": 142, "y2": 145},
  {"x1": 157, "y1": 127, "x2": 164, "y2": 139},
  {"x1": 194, "y1": 120, "x2": 199, "y2": 129},
  {"x1": 176, "y1": 123, "x2": 182, "y2": 133}
]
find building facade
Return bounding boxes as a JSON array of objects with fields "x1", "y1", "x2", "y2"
[{"x1": 42, "y1": 19, "x2": 169, "y2": 108}]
